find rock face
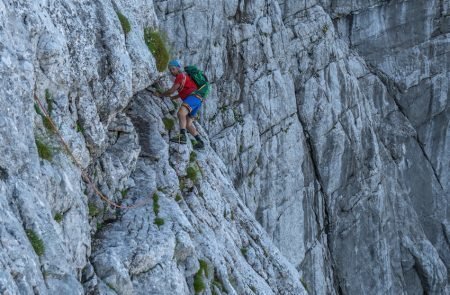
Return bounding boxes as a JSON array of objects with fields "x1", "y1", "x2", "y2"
[{"x1": 0, "y1": 0, "x2": 448, "y2": 294}]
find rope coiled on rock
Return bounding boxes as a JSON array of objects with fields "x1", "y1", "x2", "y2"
[{"x1": 33, "y1": 92, "x2": 152, "y2": 210}]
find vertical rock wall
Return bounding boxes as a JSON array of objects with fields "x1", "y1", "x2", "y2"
[
  {"x1": 0, "y1": 0, "x2": 448, "y2": 294},
  {"x1": 156, "y1": 0, "x2": 449, "y2": 293}
]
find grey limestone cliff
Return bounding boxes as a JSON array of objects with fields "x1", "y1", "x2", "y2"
[{"x1": 0, "y1": 0, "x2": 448, "y2": 294}]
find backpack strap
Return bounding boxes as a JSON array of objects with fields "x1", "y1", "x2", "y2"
[{"x1": 193, "y1": 94, "x2": 204, "y2": 102}]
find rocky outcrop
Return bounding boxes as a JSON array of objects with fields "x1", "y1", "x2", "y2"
[
  {"x1": 88, "y1": 93, "x2": 305, "y2": 294},
  {"x1": 0, "y1": 0, "x2": 305, "y2": 293},
  {"x1": 0, "y1": 0, "x2": 448, "y2": 294},
  {"x1": 157, "y1": 0, "x2": 449, "y2": 293},
  {"x1": 320, "y1": 1, "x2": 450, "y2": 293}
]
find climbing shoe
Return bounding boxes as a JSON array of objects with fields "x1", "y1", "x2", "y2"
[
  {"x1": 170, "y1": 133, "x2": 187, "y2": 144},
  {"x1": 193, "y1": 140, "x2": 205, "y2": 150}
]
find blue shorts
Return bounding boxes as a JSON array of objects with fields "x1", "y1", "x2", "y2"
[{"x1": 182, "y1": 95, "x2": 202, "y2": 117}]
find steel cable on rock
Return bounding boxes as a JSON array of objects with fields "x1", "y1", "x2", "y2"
[{"x1": 33, "y1": 93, "x2": 153, "y2": 210}]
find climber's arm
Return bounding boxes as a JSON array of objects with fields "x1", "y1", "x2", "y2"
[{"x1": 158, "y1": 83, "x2": 180, "y2": 98}]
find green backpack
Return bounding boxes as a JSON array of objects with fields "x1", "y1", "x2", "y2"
[{"x1": 184, "y1": 65, "x2": 210, "y2": 99}]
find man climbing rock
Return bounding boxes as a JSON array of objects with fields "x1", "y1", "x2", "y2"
[{"x1": 157, "y1": 59, "x2": 205, "y2": 149}]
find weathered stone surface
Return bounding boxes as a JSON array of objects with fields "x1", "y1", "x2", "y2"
[
  {"x1": 88, "y1": 91, "x2": 305, "y2": 295},
  {"x1": 158, "y1": 0, "x2": 449, "y2": 294},
  {"x1": 0, "y1": 0, "x2": 449, "y2": 294}
]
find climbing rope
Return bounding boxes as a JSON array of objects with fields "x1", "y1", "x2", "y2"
[{"x1": 33, "y1": 92, "x2": 153, "y2": 210}]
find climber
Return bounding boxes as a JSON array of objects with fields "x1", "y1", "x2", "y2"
[{"x1": 156, "y1": 59, "x2": 205, "y2": 149}]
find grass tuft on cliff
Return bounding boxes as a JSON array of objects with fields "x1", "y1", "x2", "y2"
[
  {"x1": 162, "y1": 117, "x2": 175, "y2": 131},
  {"x1": 144, "y1": 28, "x2": 170, "y2": 72},
  {"x1": 35, "y1": 138, "x2": 52, "y2": 161},
  {"x1": 117, "y1": 11, "x2": 131, "y2": 34},
  {"x1": 26, "y1": 230, "x2": 45, "y2": 256}
]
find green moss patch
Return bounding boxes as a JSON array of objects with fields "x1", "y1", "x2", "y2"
[
  {"x1": 35, "y1": 93, "x2": 56, "y2": 133},
  {"x1": 144, "y1": 28, "x2": 170, "y2": 72},
  {"x1": 162, "y1": 117, "x2": 175, "y2": 131},
  {"x1": 154, "y1": 217, "x2": 165, "y2": 227},
  {"x1": 193, "y1": 259, "x2": 209, "y2": 293},
  {"x1": 34, "y1": 103, "x2": 44, "y2": 116},
  {"x1": 117, "y1": 11, "x2": 131, "y2": 34},
  {"x1": 45, "y1": 89, "x2": 53, "y2": 115},
  {"x1": 193, "y1": 271, "x2": 205, "y2": 293},
  {"x1": 179, "y1": 177, "x2": 186, "y2": 191},
  {"x1": 88, "y1": 203, "x2": 100, "y2": 217},
  {"x1": 54, "y1": 213, "x2": 63, "y2": 223},
  {"x1": 175, "y1": 194, "x2": 182, "y2": 202},
  {"x1": 152, "y1": 193, "x2": 165, "y2": 228},
  {"x1": 199, "y1": 259, "x2": 208, "y2": 277},
  {"x1": 35, "y1": 138, "x2": 52, "y2": 161},
  {"x1": 76, "y1": 122, "x2": 84, "y2": 133},
  {"x1": 42, "y1": 116, "x2": 56, "y2": 133},
  {"x1": 153, "y1": 193, "x2": 160, "y2": 215},
  {"x1": 186, "y1": 165, "x2": 199, "y2": 183},
  {"x1": 26, "y1": 230, "x2": 45, "y2": 256},
  {"x1": 189, "y1": 151, "x2": 197, "y2": 162}
]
